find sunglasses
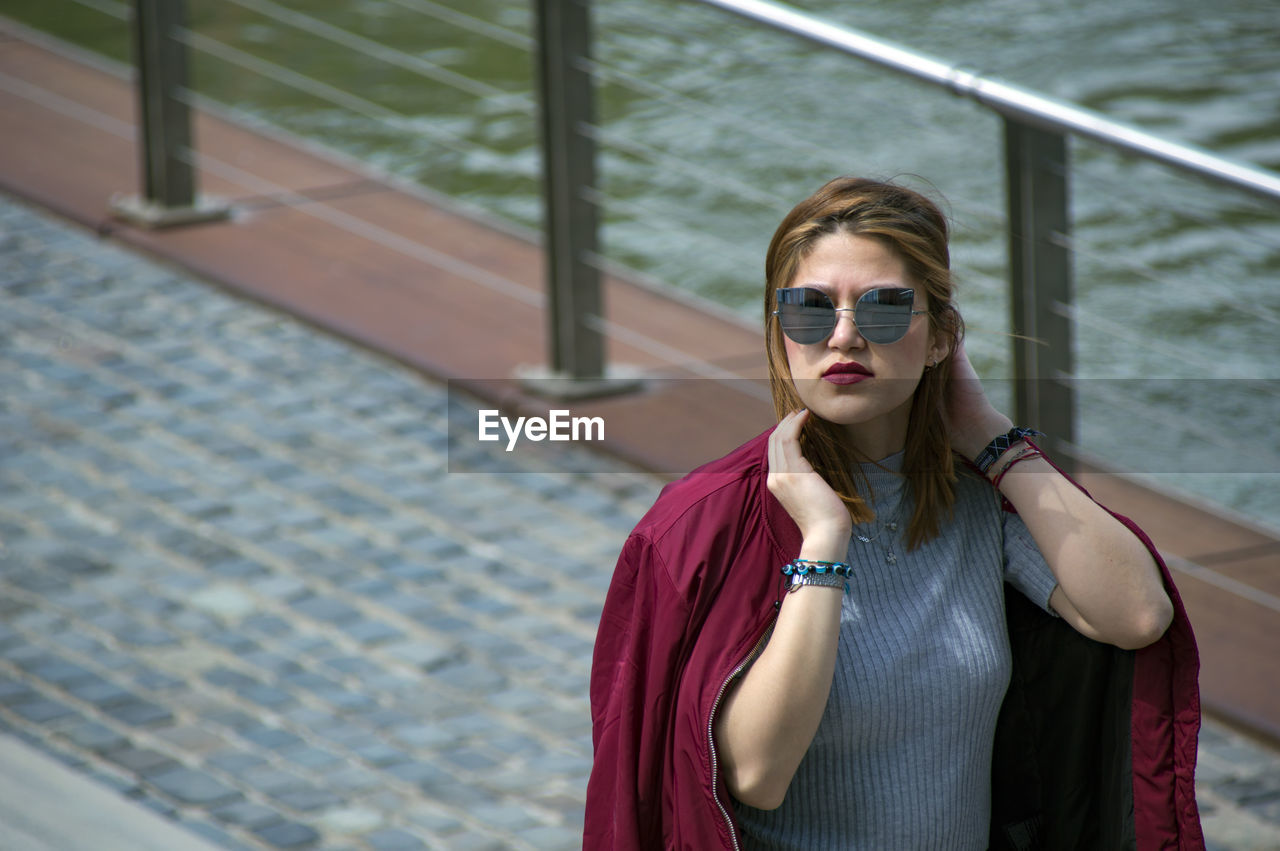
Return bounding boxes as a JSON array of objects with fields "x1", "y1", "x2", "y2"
[{"x1": 773, "y1": 286, "x2": 926, "y2": 345}]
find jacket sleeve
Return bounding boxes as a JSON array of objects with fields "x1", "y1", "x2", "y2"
[
  {"x1": 1050, "y1": 462, "x2": 1204, "y2": 848},
  {"x1": 1118, "y1": 514, "x2": 1204, "y2": 851},
  {"x1": 991, "y1": 457, "x2": 1204, "y2": 850},
  {"x1": 584, "y1": 532, "x2": 691, "y2": 851}
]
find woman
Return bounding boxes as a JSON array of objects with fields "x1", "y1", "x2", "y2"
[{"x1": 585, "y1": 177, "x2": 1202, "y2": 850}]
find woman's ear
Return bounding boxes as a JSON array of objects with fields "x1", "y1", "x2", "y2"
[
  {"x1": 927, "y1": 305, "x2": 958, "y2": 367},
  {"x1": 927, "y1": 330, "x2": 952, "y2": 368}
]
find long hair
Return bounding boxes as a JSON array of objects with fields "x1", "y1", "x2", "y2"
[{"x1": 764, "y1": 177, "x2": 965, "y2": 549}]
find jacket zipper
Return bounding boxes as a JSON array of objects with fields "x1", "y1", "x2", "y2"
[{"x1": 707, "y1": 619, "x2": 776, "y2": 851}]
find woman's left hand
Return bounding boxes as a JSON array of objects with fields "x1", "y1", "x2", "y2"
[
  {"x1": 944, "y1": 345, "x2": 1172, "y2": 649},
  {"x1": 943, "y1": 342, "x2": 1014, "y2": 461}
]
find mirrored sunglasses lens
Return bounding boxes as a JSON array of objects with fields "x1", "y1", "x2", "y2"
[
  {"x1": 855, "y1": 289, "x2": 914, "y2": 344},
  {"x1": 854, "y1": 305, "x2": 910, "y2": 343},
  {"x1": 779, "y1": 311, "x2": 834, "y2": 344},
  {"x1": 776, "y1": 289, "x2": 835, "y2": 344}
]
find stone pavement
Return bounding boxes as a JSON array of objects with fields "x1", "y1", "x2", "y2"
[{"x1": 0, "y1": 191, "x2": 1279, "y2": 850}]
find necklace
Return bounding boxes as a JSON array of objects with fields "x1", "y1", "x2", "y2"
[{"x1": 852, "y1": 500, "x2": 904, "y2": 565}]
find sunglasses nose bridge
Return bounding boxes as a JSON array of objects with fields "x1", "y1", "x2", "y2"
[{"x1": 829, "y1": 306, "x2": 865, "y2": 342}]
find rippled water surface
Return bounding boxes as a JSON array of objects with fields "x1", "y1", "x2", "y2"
[{"x1": 7, "y1": 0, "x2": 1279, "y2": 526}]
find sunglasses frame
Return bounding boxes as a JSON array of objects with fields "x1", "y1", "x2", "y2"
[{"x1": 772, "y1": 286, "x2": 927, "y2": 345}]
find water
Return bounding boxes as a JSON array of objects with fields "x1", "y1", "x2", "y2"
[{"x1": 6, "y1": 0, "x2": 1279, "y2": 528}]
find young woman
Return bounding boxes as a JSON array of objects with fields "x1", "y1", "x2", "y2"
[{"x1": 585, "y1": 177, "x2": 1202, "y2": 850}]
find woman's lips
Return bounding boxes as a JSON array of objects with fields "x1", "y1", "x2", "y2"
[
  {"x1": 823, "y1": 372, "x2": 869, "y2": 385},
  {"x1": 822, "y1": 362, "x2": 872, "y2": 385}
]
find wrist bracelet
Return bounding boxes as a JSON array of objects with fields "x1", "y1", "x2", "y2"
[
  {"x1": 988, "y1": 444, "x2": 1038, "y2": 479},
  {"x1": 781, "y1": 559, "x2": 852, "y2": 593},
  {"x1": 781, "y1": 559, "x2": 853, "y2": 577},
  {"x1": 974, "y1": 426, "x2": 1043, "y2": 475},
  {"x1": 787, "y1": 572, "x2": 846, "y2": 593},
  {"x1": 991, "y1": 448, "x2": 1044, "y2": 488}
]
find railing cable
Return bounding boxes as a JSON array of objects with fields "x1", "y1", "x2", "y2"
[
  {"x1": 1057, "y1": 302, "x2": 1280, "y2": 381},
  {"x1": 1049, "y1": 230, "x2": 1280, "y2": 330},
  {"x1": 173, "y1": 29, "x2": 503, "y2": 166},
  {"x1": 0, "y1": 69, "x2": 134, "y2": 138},
  {"x1": 66, "y1": 0, "x2": 128, "y2": 20},
  {"x1": 158, "y1": 136, "x2": 769, "y2": 394},
  {"x1": 220, "y1": 0, "x2": 528, "y2": 105},
  {"x1": 582, "y1": 124, "x2": 792, "y2": 209},
  {"x1": 1074, "y1": 379, "x2": 1280, "y2": 471},
  {"x1": 1069, "y1": 160, "x2": 1280, "y2": 255},
  {"x1": 579, "y1": 187, "x2": 767, "y2": 261},
  {"x1": 383, "y1": 0, "x2": 532, "y2": 50}
]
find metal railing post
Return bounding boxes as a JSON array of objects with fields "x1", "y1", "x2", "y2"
[
  {"x1": 112, "y1": 0, "x2": 228, "y2": 228},
  {"x1": 1004, "y1": 118, "x2": 1076, "y2": 469},
  {"x1": 534, "y1": 0, "x2": 603, "y2": 380},
  {"x1": 522, "y1": 0, "x2": 640, "y2": 399}
]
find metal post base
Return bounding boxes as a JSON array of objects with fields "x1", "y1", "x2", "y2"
[
  {"x1": 515, "y1": 363, "x2": 645, "y2": 401},
  {"x1": 109, "y1": 193, "x2": 231, "y2": 229}
]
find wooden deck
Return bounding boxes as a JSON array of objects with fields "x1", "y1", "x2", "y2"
[{"x1": 3, "y1": 22, "x2": 1279, "y2": 744}]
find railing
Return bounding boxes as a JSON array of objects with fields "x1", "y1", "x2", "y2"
[
  {"x1": 52, "y1": 0, "x2": 1279, "y2": 486},
  {"x1": 534, "y1": 0, "x2": 1280, "y2": 463}
]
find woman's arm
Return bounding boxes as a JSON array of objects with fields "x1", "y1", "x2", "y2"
[
  {"x1": 945, "y1": 345, "x2": 1173, "y2": 650},
  {"x1": 715, "y1": 409, "x2": 850, "y2": 810}
]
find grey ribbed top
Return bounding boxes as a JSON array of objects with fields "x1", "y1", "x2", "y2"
[{"x1": 732, "y1": 453, "x2": 1058, "y2": 850}]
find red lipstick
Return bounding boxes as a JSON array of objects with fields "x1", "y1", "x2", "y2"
[{"x1": 821, "y1": 361, "x2": 873, "y2": 385}]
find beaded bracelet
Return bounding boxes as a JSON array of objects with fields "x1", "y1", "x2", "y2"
[
  {"x1": 781, "y1": 559, "x2": 852, "y2": 593},
  {"x1": 781, "y1": 559, "x2": 853, "y2": 578}
]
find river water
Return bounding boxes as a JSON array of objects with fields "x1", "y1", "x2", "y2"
[{"x1": 7, "y1": 0, "x2": 1279, "y2": 527}]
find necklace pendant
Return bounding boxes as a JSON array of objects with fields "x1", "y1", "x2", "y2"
[{"x1": 885, "y1": 550, "x2": 897, "y2": 565}]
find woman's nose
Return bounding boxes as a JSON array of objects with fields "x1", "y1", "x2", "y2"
[{"x1": 827, "y1": 308, "x2": 865, "y2": 349}]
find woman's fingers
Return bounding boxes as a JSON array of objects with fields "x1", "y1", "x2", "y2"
[
  {"x1": 770, "y1": 409, "x2": 811, "y2": 474},
  {"x1": 769, "y1": 412, "x2": 794, "y2": 474},
  {"x1": 768, "y1": 409, "x2": 851, "y2": 541}
]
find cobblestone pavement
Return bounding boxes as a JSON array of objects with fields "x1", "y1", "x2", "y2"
[{"x1": 1, "y1": 192, "x2": 1278, "y2": 850}]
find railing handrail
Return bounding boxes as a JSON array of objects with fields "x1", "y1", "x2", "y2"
[{"x1": 695, "y1": 0, "x2": 1280, "y2": 205}]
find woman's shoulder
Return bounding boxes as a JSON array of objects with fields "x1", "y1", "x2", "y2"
[
  {"x1": 633, "y1": 428, "x2": 773, "y2": 542},
  {"x1": 948, "y1": 454, "x2": 1004, "y2": 519}
]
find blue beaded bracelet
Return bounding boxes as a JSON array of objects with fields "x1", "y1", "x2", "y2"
[
  {"x1": 781, "y1": 559, "x2": 853, "y2": 578},
  {"x1": 782, "y1": 559, "x2": 852, "y2": 593}
]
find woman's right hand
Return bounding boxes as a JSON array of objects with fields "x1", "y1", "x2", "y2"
[{"x1": 767, "y1": 409, "x2": 852, "y2": 550}]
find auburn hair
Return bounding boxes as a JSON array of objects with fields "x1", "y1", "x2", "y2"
[{"x1": 764, "y1": 177, "x2": 965, "y2": 549}]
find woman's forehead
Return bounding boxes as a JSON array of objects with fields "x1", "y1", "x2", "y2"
[{"x1": 792, "y1": 232, "x2": 910, "y2": 291}]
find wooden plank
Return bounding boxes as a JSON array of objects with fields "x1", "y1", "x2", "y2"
[
  {"x1": 1190, "y1": 547, "x2": 1280, "y2": 598},
  {"x1": 121, "y1": 202, "x2": 548, "y2": 381},
  {"x1": 0, "y1": 40, "x2": 135, "y2": 122},
  {"x1": 0, "y1": 34, "x2": 367, "y2": 203},
  {"x1": 309, "y1": 191, "x2": 765, "y2": 374},
  {"x1": 1074, "y1": 470, "x2": 1276, "y2": 565},
  {"x1": 1175, "y1": 571, "x2": 1280, "y2": 743},
  {"x1": 0, "y1": 83, "x2": 136, "y2": 221}
]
